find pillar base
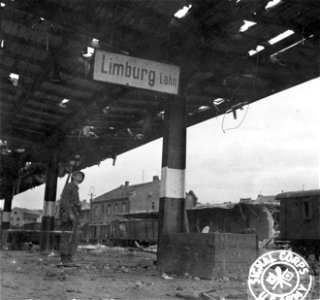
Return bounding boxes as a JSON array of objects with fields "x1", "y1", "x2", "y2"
[
  {"x1": 157, "y1": 233, "x2": 258, "y2": 279},
  {"x1": 0, "y1": 229, "x2": 9, "y2": 250},
  {"x1": 40, "y1": 216, "x2": 55, "y2": 252}
]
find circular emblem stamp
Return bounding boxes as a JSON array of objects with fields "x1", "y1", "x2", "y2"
[{"x1": 248, "y1": 250, "x2": 314, "y2": 300}]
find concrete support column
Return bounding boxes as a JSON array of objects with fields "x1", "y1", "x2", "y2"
[
  {"x1": 2, "y1": 192, "x2": 13, "y2": 229},
  {"x1": 1, "y1": 190, "x2": 13, "y2": 248},
  {"x1": 158, "y1": 97, "x2": 186, "y2": 236},
  {"x1": 40, "y1": 152, "x2": 58, "y2": 252}
]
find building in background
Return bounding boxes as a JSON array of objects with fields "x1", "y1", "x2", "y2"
[
  {"x1": 79, "y1": 199, "x2": 91, "y2": 225},
  {"x1": 9, "y1": 207, "x2": 42, "y2": 228},
  {"x1": 90, "y1": 176, "x2": 198, "y2": 226}
]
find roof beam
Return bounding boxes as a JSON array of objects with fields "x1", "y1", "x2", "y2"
[
  {"x1": 20, "y1": 107, "x2": 65, "y2": 120},
  {"x1": 0, "y1": 50, "x2": 103, "y2": 93}
]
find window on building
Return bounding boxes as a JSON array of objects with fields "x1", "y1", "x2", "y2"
[
  {"x1": 122, "y1": 202, "x2": 126, "y2": 213},
  {"x1": 107, "y1": 205, "x2": 111, "y2": 215},
  {"x1": 17, "y1": 217, "x2": 20, "y2": 221},
  {"x1": 14, "y1": 211, "x2": 17, "y2": 214},
  {"x1": 101, "y1": 205, "x2": 104, "y2": 216},
  {"x1": 303, "y1": 200, "x2": 312, "y2": 220},
  {"x1": 114, "y1": 204, "x2": 118, "y2": 213},
  {"x1": 152, "y1": 202, "x2": 155, "y2": 210}
]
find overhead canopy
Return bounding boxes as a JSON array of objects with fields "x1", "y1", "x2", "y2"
[{"x1": 0, "y1": 0, "x2": 319, "y2": 199}]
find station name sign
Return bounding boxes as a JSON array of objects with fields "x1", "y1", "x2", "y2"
[{"x1": 93, "y1": 50, "x2": 180, "y2": 95}]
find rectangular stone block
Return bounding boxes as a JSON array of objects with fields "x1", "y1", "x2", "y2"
[{"x1": 157, "y1": 232, "x2": 257, "y2": 279}]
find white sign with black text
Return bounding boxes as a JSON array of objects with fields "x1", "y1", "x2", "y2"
[{"x1": 93, "y1": 50, "x2": 180, "y2": 95}]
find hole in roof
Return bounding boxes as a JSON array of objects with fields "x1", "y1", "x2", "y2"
[
  {"x1": 109, "y1": 126, "x2": 115, "y2": 130},
  {"x1": 239, "y1": 20, "x2": 256, "y2": 32},
  {"x1": 61, "y1": 98, "x2": 69, "y2": 104},
  {"x1": 103, "y1": 106, "x2": 110, "y2": 114},
  {"x1": 198, "y1": 106, "x2": 211, "y2": 111},
  {"x1": 174, "y1": 4, "x2": 192, "y2": 19},
  {"x1": 212, "y1": 98, "x2": 225, "y2": 105},
  {"x1": 82, "y1": 46, "x2": 95, "y2": 58},
  {"x1": 91, "y1": 38, "x2": 100, "y2": 47},
  {"x1": 0, "y1": 139, "x2": 7, "y2": 146},
  {"x1": 39, "y1": 17, "x2": 45, "y2": 22},
  {"x1": 15, "y1": 148, "x2": 25, "y2": 153},
  {"x1": 9, "y1": 73, "x2": 19, "y2": 86},
  {"x1": 1, "y1": 2, "x2": 5, "y2": 7},
  {"x1": 268, "y1": 30, "x2": 294, "y2": 45},
  {"x1": 265, "y1": 0, "x2": 281, "y2": 10},
  {"x1": 0, "y1": 39, "x2": 4, "y2": 48},
  {"x1": 248, "y1": 45, "x2": 265, "y2": 56},
  {"x1": 9, "y1": 73, "x2": 19, "y2": 80}
]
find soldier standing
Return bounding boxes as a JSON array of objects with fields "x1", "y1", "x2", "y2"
[{"x1": 59, "y1": 171, "x2": 85, "y2": 264}]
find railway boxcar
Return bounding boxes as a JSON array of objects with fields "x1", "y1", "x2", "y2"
[
  {"x1": 110, "y1": 218, "x2": 158, "y2": 245},
  {"x1": 276, "y1": 189, "x2": 320, "y2": 258}
]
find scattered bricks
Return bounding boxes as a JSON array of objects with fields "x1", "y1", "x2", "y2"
[
  {"x1": 146, "y1": 282, "x2": 154, "y2": 286},
  {"x1": 45, "y1": 270, "x2": 57, "y2": 278},
  {"x1": 161, "y1": 273, "x2": 173, "y2": 280},
  {"x1": 222, "y1": 277, "x2": 229, "y2": 282},
  {"x1": 225, "y1": 292, "x2": 248, "y2": 299},
  {"x1": 201, "y1": 293, "x2": 217, "y2": 300},
  {"x1": 134, "y1": 281, "x2": 143, "y2": 289},
  {"x1": 58, "y1": 271, "x2": 67, "y2": 281},
  {"x1": 193, "y1": 276, "x2": 201, "y2": 281},
  {"x1": 175, "y1": 291, "x2": 200, "y2": 300}
]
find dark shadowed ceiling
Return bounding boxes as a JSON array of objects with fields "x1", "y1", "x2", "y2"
[{"x1": 0, "y1": 0, "x2": 319, "y2": 199}]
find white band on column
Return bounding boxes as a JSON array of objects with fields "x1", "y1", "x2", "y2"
[
  {"x1": 2, "y1": 211, "x2": 11, "y2": 223},
  {"x1": 160, "y1": 167, "x2": 185, "y2": 198},
  {"x1": 43, "y1": 201, "x2": 56, "y2": 217}
]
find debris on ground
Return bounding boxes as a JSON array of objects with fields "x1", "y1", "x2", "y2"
[
  {"x1": 161, "y1": 272, "x2": 173, "y2": 280},
  {"x1": 1, "y1": 248, "x2": 319, "y2": 300}
]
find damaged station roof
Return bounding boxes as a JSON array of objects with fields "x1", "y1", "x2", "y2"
[{"x1": 0, "y1": 0, "x2": 319, "y2": 199}]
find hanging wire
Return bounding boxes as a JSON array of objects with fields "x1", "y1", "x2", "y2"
[
  {"x1": 221, "y1": 104, "x2": 250, "y2": 133},
  {"x1": 221, "y1": 52, "x2": 259, "y2": 133}
]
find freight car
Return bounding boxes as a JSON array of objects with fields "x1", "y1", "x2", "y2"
[
  {"x1": 89, "y1": 218, "x2": 158, "y2": 246},
  {"x1": 276, "y1": 189, "x2": 320, "y2": 259}
]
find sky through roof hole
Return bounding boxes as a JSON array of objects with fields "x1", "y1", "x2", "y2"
[
  {"x1": 248, "y1": 45, "x2": 265, "y2": 56},
  {"x1": 239, "y1": 20, "x2": 256, "y2": 32},
  {"x1": 268, "y1": 30, "x2": 294, "y2": 45},
  {"x1": 174, "y1": 4, "x2": 192, "y2": 19},
  {"x1": 265, "y1": 0, "x2": 281, "y2": 10},
  {"x1": 9, "y1": 73, "x2": 19, "y2": 86},
  {"x1": 82, "y1": 46, "x2": 95, "y2": 58}
]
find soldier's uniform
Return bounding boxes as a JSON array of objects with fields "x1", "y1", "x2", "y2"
[{"x1": 59, "y1": 182, "x2": 81, "y2": 264}]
